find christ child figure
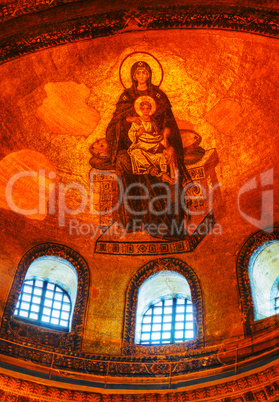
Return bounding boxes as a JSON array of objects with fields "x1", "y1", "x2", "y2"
[{"x1": 128, "y1": 96, "x2": 174, "y2": 184}]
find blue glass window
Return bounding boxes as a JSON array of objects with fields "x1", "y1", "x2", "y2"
[
  {"x1": 14, "y1": 279, "x2": 71, "y2": 331},
  {"x1": 140, "y1": 297, "x2": 195, "y2": 345}
]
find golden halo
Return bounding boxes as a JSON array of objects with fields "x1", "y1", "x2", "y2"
[
  {"x1": 119, "y1": 51, "x2": 164, "y2": 89},
  {"x1": 134, "y1": 96, "x2": 157, "y2": 117}
]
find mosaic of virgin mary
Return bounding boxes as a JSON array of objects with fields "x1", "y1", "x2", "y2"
[{"x1": 105, "y1": 60, "x2": 192, "y2": 239}]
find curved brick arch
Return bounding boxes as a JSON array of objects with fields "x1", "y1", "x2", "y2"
[
  {"x1": 1, "y1": 5, "x2": 279, "y2": 65},
  {"x1": 236, "y1": 227, "x2": 279, "y2": 336},
  {"x1": 123, "y1": 257, "x2": 204, "y2": 355},
  {"x1": 0, "y1": 242, "x2": 90, "y2": 351}
]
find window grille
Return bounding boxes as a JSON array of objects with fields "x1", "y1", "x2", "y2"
[
  {"x1": 274, "y1": 286, "x2": 279, "y2": 313},
  {"x1": 14, "y1": 279, "x2": 71, "y2": 331},
  {"x1": 140, "y1": 297, "x2": 195, "y2": 345}
]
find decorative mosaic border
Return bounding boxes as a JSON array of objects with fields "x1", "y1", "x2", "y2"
[
  {"x1": 1, "y1": 5, "x2": 279, "y2": 64},
  {"x1": 122, "y1": 257, "x2": 205, "y2": 355},
  {"x1": 95, "y1": 213, "x2": 215, "y2": 256},
  {"x1": 0, "y1": 0, "x2": 78, "y2": 23},
  {"x1": 0, "y1": 363, "x2": 279, "y2": 400},
  {"x1": 236, "y1": 227, "x2": 279, "y2": 336},
  {"x1": 0, "y1": 243, "x2": 90, "y2": 352},
  {"x1": 0, "y1": 336, "x2": 221, "y2": 377}
]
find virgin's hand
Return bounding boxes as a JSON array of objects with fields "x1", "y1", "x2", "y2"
[{"x1": 127, "y1": 116, "x2": 141, "y2": 125}]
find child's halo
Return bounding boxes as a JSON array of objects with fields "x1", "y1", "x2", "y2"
[{"x1": 134, "y1": 96, "x2": 157, "y2": 117}]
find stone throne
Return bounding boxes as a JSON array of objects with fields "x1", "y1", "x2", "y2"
[{"x1": 89, "y1": 129, "x2": 221, "y2": 255}]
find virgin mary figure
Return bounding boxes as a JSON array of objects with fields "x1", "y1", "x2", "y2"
[{"x1": 106, "y1": 60, "x2": 191, "y2": 239}]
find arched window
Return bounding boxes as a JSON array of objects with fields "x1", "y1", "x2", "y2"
[
  {"x1": 123, "y1": 258, "x2": 203, "y2": 355},
  {"x1": 14, "y1": 256, "x2": 77, "y2": 332},
  {"x1": 135, "y1": 271, "x2": 195, "y2": 345},
  {"x1": 0, "y1": 243, "x2": 89, "y2": 352},
  {"x1": 249, "y1": 240, "x2": 279, "y2": 320},
  {"x1": 237, "y1": 228, "x2": 279, "y2": 335}
]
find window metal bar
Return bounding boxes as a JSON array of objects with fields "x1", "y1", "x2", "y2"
[
  {"x1": 183, "y1": 298, "x2": 187, "y2": 341},
  {"x1": 50, "y1": 285, "x2": 57, "y2": 325},
  {"x1": 140, "y1": 297, "x2": 194, "y2": 346},
  {"x1": 38, "y1": 281, "x2": 47, "y2": 322},
  {"x1": 14, "y1": 280, "x2": 71, "y2": 332},
  {"x1": 151, "y1": 303, "x2": 155, "y2": 344},
  {"x1": 159, "y1": 300, "x2": 163, "y2": 344},
  {"x1": 170, "y1": 298, "x2": 177, "y2": 344}
]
